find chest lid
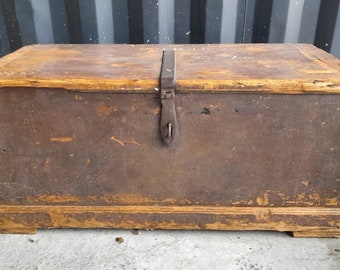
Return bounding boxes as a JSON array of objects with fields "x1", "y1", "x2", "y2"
[{"x1": 0, "y1": 44, "x2": 340, "y2": 94}]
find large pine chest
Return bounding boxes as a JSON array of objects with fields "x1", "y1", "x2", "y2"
[{"x1": 0, "y1": 44, "x2": 339, "y2": 237}]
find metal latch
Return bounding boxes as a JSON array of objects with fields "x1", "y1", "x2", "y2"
[{"x1": 160, "y1": 50, "x2": 177, "y2": 147}]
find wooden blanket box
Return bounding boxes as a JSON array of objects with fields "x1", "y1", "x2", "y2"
[{"x1": 0, "y1": 44, "x2": 339, "y2": 237}]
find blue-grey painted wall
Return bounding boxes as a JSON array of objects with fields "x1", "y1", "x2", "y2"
[{"x1": 0, "y1": 0, "x2": 339, "y2": 57}]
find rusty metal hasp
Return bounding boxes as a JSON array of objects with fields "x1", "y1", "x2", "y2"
[{"x1": 160, "y1": 50, "x2": 177, "y2": 147}]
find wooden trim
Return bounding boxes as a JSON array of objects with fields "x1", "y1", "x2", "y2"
[{"x1": 1, "y1": 205, "x2": 339, "y2": 237}]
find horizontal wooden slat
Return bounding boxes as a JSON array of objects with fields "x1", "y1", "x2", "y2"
[
  {"x1": 0, "y1": 205, "x2": 339, "y2": 237},
  {"x1": 0, "y1": 44, "x2": 340, "y2": 93}
]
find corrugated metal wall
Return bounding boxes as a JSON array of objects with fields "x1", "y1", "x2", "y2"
[{"x1": 1, "y1": 0, "x2": 340, "y2": 57}]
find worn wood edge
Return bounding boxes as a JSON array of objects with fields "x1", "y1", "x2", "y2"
[
  {"x1": 1, "y1": 205, "x2": 340, "y2": 215},
  {"x1": 292, "y1": 229, "x2": 340, "y2": 238},
  {"x1": 0, "y1": 228, "x2": 38, "y2": 234},
  {"x1": 176, "y1": 79, "x2": 340, "y2": 94},
  {"x1": 0, "y1": 79, "x2": 340, "y2": 94},
  {"x1": 0, "y1": 45, "x2": 30, "y2": 68},
  {"x1": 295, "y1": 43, "x2": 340, "y2": 72},
  {"x1": 1, "y1": 206, "x2": 339, "y2": 236},
  {"x1": 0, "y1": 78, "x2": 160, "y2": 92}
]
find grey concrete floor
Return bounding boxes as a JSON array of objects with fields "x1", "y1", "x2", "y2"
[{"x1": 0, "y1": 230, "x2": 339, "y2": 270}]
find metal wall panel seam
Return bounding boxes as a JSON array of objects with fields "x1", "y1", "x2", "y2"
[
  {"x1": 284, "y1": 0, "x2": 305, "y2": 43},
  {"x1": 159, "y1": 0, "x2": 175, "y2": 44},
  {"x1": 49, "y1": 0, "x2": 70, "y2": 43},
  {"x1": 174, "y1": 0, "x2": 190, "y2": 43},
  {"x1": 112, "y1": 0, "x2": 129, "y2": 43},
  {"x1": 0, "y1": 2, "x2": 10, "y2": 56},
  {"x1": 142, "y1": 0, "x2": 159, "y2": 44},
  {"x1": 13, "y1": 0, "x2": 37, "y2": 45},
  {"x1": 314, "y1": 0, "x2": 340, "y2": 52},
  {"x1": 95, "y1": 0, "x2": 114, "y2": 44},
  {"x1": 79, "y1": 0, "x2": 98, "y2": 43},
  {"x1": 268, "y1": 0, "x2": 290, "y2": 43},
  {"x1": 220, "y1": 0, "x2": 239, "y2": 43},
  {"x1": 330, "y1": 3, "x2": 340, "y2": 57}
]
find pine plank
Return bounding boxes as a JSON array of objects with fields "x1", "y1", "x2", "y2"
[{"x1": 0, "y1": 44, "x2": 340, "y2": 93}]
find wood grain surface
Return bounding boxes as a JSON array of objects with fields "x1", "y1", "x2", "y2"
[{"x1": 0, "y1": 44, "x2": 340, "y2": 93}]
